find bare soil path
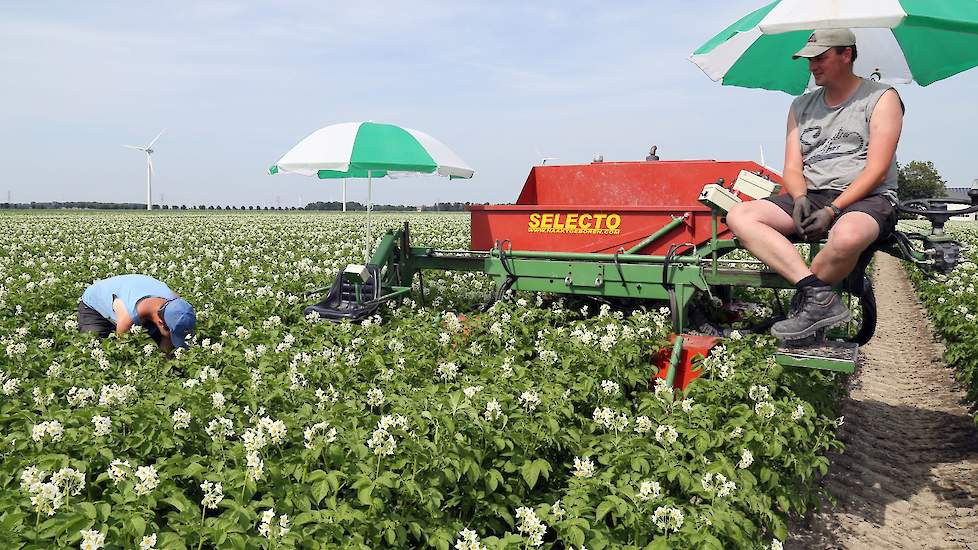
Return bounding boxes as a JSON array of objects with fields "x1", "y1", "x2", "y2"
[{"x1": 788, "y1": 253, "x2": 978, "y2": 550}]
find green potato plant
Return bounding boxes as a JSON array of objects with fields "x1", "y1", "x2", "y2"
[{"x1": 0, "y1": 211, "x2": 846, "y2": 549}]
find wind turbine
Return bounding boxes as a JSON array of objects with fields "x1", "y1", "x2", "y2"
[
  {"x1": 123, "y1": 129, "x2": 165, "y2": 210},
  {"x1": 534, "y1": 145, "x2": 558, "y2": 166}
]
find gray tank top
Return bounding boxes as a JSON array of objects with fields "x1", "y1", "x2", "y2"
[{"x1": 791, "y1": 78, "x2": 900, "y2": 201}]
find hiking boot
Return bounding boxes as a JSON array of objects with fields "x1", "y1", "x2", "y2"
[{"x1": 771, "y1": 285, "x2": 851, "y2": 341}]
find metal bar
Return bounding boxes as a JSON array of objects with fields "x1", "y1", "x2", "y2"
[
  {"x1": 697, "y1": 238, "x2": 740, "y2": 258},
  {"x1": 774, "y1": 352, "x2": 855, "y2": 373},
  {"x1": 701, "y1": 259, "x2": 768, "y2": 266},
  {"x1": 369, "y1": 231, "x2": 398, "y2": 266},
  {"x1": 625, "y1": 214, "x2": 688, "y2": 255},
  {"x1": 711, "y1": 211, "x2": 718, "y2": 276},
  {"x1": 492, "y1": 249, "x2": 701, "y2": 264},
  {"x1": 665, "y1": 335, "x2": 684, "y2": 387},
  {"x1": 409, "y1": 253, "x2": 488, "y2": 272},
  {"x1": 482, "y1": 257, "x2": 710, "y2": 293},
  {"x1": 503, "y1": 277, "x2": 674, "y2": 299},
  {"x1": 425, "y1": 249, "x2": 492, "y2": 256},
  {"x1": 704, "y1": 268, "x2": 795, "y2": 289},
  {"x1": 303, "y1": 286, "x2": 331, "y2": 298},
  {"x1": 368, "y1": 286, "x2": 411, "y2": 304}
]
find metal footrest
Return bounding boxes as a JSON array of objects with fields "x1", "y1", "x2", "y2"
[{"x1": 775, "y1": 340, "x2": 858, "y2": 373}]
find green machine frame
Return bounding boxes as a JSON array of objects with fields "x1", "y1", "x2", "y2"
[
  {"x1": 366, "y1": 210, "x2": 932, "y2": 338},
  {"x1": 311, "y1": 194, "x2": 976, "y2": 375}
]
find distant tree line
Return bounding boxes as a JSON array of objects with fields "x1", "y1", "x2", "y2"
[
  {"x1": 303, "y1": 201, "x2": 479, "y2": 211},
  {"x1": 0, "y1": 201, "x2": 489, "y2": 211}
]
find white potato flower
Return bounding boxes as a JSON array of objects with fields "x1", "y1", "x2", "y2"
[
  {"x1": 754, "y1": 401, "x2": 776, "y2": 419},
  {"x1": 133, "y1": 465, "x2": 159, "y2": 496},
  {"x1": 455, "y1": 527, "x2": 487, "y2": 550},
  {"x1": 655, "y1": 424, "x2": 679, "y2": 445},
  {"x1": 366, "y1": 387, "x2": 384, "y2": 406},
  {"x1": 172, "y1": 408, "x2": 191, "y2": 430},
  {"x1": 79, "y1": 528, "x2": 106, "y2": 550},
  {"x1": 653, "y1": 506, "x2": 684, "y2": 532},
  {"x1": 738, "y1": 449, "x2": 754, "y2": 469},
  {"x1": 437, "y1": 362, "x2": 459, "y2": 382},
  {"x1": 211, "y1": 392, "x2": 226, "y2": 409},
  {"x1": 638, "y1": 480, "x2": 662, "y2": 501},
  {"x1": 91, "y1": 415, "x2": 112, "y2": 437},
  {"x1": 635, "y1": 416, "x2": 654, "y2": 434},
  {"x1": 108, "y1": 460, "x2": 130, "y2": 484},
  {"x1": 515, "y1": 506, "x2": 547, "y2": 547},
  {"x1": 484, "y1": 400, "x2": 503, "y2": 422},
  {"x1": 200, "y1": 480, "x2": 224, "y2": 509},
  {"x1": 572, "y1": 456, "x2": 596, "y2": 478},
  {"x1": 519, "y1": 391, "x2": 540, "y2": 412}
]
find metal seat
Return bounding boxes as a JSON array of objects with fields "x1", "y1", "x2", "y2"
[{"x1": 303, "y1": 264, "x2": 383, "y2": 323}]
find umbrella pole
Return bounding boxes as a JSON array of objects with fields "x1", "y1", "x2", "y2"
[
  {"x1": 365, "y1": 171, "x2": 372, "y2": 262},
  {"x1": 343, "y1": 178, "x2": 347, "y2": 212}
]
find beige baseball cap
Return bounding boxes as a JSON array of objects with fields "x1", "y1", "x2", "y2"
[{"x1": 792, "y1": 28, "x2": 856, "y2": 59}]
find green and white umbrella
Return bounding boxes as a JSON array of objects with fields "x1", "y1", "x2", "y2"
[
  {"x1": 270, "y1": 121, "x2": 474, "y2": 259},
  {"x1": 690, "y1": 0, "x2": 978, "y2": 94}
]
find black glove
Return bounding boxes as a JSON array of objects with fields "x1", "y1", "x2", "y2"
[
  {"x1": 791, "y1": 195, "x2": 813, "y2": 236},
  {"x1": 802, "y1": 207, "x2": 835, "y2": 240}
]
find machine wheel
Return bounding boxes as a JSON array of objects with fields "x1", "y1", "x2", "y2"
[{"x1": 848, "y1": 276, "x2": 877, "y2": 346}]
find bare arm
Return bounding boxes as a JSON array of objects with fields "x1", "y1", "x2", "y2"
[
  {"x1": 112, "y1": 298, "x2": 133, "y2": 335},
  {"x1": 783, "y1": 108, "x2": 807, "y2": 199},
  {"x1": 831, "y1": 89, "x2": 904, "y2": 209}
]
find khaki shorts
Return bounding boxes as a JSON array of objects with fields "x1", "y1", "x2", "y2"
[{"x1": 764, "y1": 189, "x2": 897, "y2": 242}]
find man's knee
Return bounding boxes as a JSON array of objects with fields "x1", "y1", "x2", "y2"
[
  {"x1": 825, "y1": 232, "x2": 875, "y2": 256},
  {"x1": 826, "y1": 233, "x2": 873, "y2": 258},
  {"x1": 726, "y1": 202, "x2": 761, "y2": 234},
  {"x1": 825, "y1": 214, "x2": 879, "y2": 256},
  {"x1": 726, "y1": 200, "x2": 790, "y2": 237}
]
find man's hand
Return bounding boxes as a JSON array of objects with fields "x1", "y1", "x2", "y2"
[
  {"x1": 802, "y1": 207, "x2": 835, "y2": 240},
  {"x1": 791, "y1": 196, "x2": 813, "y2": 236}
]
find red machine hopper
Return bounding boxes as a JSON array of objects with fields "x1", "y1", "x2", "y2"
[{"x1": 468, "y1": 160, "x2": 782, "y2": 255}]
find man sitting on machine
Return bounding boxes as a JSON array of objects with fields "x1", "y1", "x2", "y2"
[{"x1": 725, "y1": 28, "x2": 905, "y2": 342}]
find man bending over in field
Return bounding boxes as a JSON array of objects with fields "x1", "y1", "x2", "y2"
[
  {"x1": 78, "y1": 274, "x2": 196, "y2": 353},
  {"x1": 725, "y1": 29, "x2": 904, "y2": 341}
]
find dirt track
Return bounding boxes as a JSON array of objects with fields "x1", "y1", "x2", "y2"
[{"x1": 788, "y1": 253, "x2": 978, "y2": 550}]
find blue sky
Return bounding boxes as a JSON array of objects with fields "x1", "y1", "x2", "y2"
[{"x1": 1, "y1": 1, "x2": 976, "y2": 207}]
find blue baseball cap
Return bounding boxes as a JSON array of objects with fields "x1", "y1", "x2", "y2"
[{"x1": 162, "y1": 298, "x2": 196, "y2": 348}]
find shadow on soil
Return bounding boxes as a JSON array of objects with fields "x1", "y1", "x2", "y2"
[{"x1": 786, "y1": 397, "x2": 978, "y2": 549}]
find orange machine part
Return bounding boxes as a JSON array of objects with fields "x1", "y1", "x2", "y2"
[{"x1": 653, "y1": 334, "x2": 720, "y2": 390}]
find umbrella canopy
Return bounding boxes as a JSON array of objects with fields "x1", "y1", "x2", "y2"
[
  {"x1": 269, "y1": 121, "x2": 474, "y2": 179},
  {"x1": 270, "y1": 121, "x2": 474, "y2": 261},
  {"x1": 690, "y1": 0, "x2": 978, "y2": 94}
]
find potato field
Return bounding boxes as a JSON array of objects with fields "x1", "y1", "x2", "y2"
[
  {"x1": 906, "y1": 221, "x2": 978, "y2": 426},
  {"x1": 0, "y1": 211, "x2": 851, "y2": 550}
]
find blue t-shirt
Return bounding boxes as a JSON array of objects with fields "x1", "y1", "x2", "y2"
[{"x1": 81, "y1": 274, "x2": 177, "y2": 326}]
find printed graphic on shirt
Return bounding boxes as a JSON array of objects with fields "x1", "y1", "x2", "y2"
[{"x1": 800, "y1": 126, "x2": 865, "y2": 167}]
